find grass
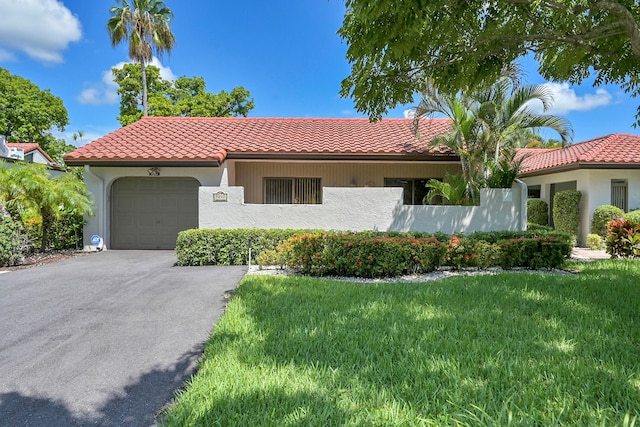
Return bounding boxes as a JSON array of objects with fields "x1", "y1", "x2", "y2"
[{"x1": 161, "y1": 260, "x2": 640, "y2": 426}]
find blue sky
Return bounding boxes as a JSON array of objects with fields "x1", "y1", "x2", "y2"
[{"x1": 0, "y1": 0, "x2": 638, "y2": 147}]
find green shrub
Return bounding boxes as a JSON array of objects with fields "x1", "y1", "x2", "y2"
[
  {"x1": 0, "y1": 214, "x2": 30, "y2": 266},
  {"x1": 444, "y1": 236, "x2": 501, "y2": 269},
  {"x1": 591, "y1": 205, "x2": 624, "y2": 237},
  {"x1": 586, "y1": 233, "x2": 605, "y2": 251},
  {"x1": 175, "y1": 228, "x2": 318, "y2": 266},
  {"x1": 498, "y1": 236, "x2": 572, "y2": 269},
  {"x1": 553, "y1": 190, "x2": 581, "y2": 245},
  {"x1": 256, "y1": 249, "x2": 288, "y2": 269},
  {"x1": 527, "y1": 223, "x2": 553, "y2": 232},
  {"x1": 22, "y1": 209, "x2": 85, "y2": 250},
  {"x1": 527, "y1": 199, "x2": 549, "y2": 226},
  {"x1": 605, "y1": 218, "x2": 640, "y2": 258},
  {"x1": 282, "y1": 232, "x2": 448, "y2": 277},
  {"x1": 623, "y1": 209, "x2": 640, "y2": 226}
]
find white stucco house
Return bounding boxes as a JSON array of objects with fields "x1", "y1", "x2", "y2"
[
  {"x1": 519, "y1": 133, "x2": 640, "y2": 245},
  {"x1": 64, "y1": 117, "x2": 528, "y2": 250}
]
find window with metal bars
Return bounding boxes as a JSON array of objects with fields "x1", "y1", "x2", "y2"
[
  {"x1": 611, "y1": 179, "x2": 628, "y2": 212},
  {"x1": 264, "y1": 178, "x2": 322, "y2": 204}
]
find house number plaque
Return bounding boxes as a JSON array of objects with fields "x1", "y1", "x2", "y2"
[{"x1": 213, "y1": 191, "x2": 228, "y2": 202}]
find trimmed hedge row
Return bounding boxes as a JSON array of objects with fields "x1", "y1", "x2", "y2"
[
  {"x1": 176, "y1": 228, "x2": 573, "y2": 276},
  {"x1": 175, "y1": 228, "x2": 320, "y2": 266},
  {"x1": 281, "y1": 232, "x2": 571, "y2": 276}
]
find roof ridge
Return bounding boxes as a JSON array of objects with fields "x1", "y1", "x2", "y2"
[{"x1": 138, "y1": 116, "x2": 449, "y2": 122}]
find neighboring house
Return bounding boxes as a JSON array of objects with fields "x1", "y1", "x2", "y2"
[
  {"x1": 519, "y1": 133, "x2": 640, "y2": 245},
  {"x1": 64, "y1": 116, "x2": 528, "y2": 250},
  {"x1": 5, "y1": 143, "x2": 59, "y2": 168}
]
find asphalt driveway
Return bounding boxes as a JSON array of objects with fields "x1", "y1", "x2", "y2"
[{"x1": 0, "y1": 251, "x2": 247, "y2": 426}]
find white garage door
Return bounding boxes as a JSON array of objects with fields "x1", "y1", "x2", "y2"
[{"x1": 111, "y1": 177, "x2": 199, "y2": 249}]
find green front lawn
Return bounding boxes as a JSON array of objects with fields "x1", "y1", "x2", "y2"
[{"x1": 162, "y1": 260, "x2": 640, "y2": 426}]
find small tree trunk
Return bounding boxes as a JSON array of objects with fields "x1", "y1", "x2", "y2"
[
  {"x1": 141, "y1": 62, "x2": 148, "y2": 116},
  {"x1": 40, "y1": 209, "x2": 53, "y2": 252}
]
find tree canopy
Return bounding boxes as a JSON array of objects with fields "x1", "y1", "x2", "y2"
[
  {"x1": 113, "y1": 63, "x2": 255, "y2": 126},
  {"x1": 108, "y1": 0, "x2": 176, "y2": 116},
  {"x1": 0, "y1": 67, "x2": 73, "y2": 164},
  {"x1": 339, "y1": 0, "x2": 640, "y2": 123}
]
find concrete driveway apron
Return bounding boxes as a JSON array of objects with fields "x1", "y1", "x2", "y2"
[{"x1": 0, "y1": 251, "x2": 247, "y2": 426}]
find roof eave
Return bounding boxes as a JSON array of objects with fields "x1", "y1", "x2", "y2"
[
  {"x1": 226, "y1": 152, "x2": 459, "y2": 162},
  {"x1": 519, "y1": 161, "x2": 640, "y2": 177},
  {"x1": 64, "y1": 159, "x2": 223, "y2": 167}
]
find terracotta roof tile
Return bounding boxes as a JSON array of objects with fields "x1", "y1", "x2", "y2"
[
  {"x1": 64, "y1": 117, "x2": 455, "y2": 165},
  {"x1": 7, "y1": 142, "x2": 57, "y2": 165},
  {"x1": 519, "y1": 133, "x2": 640, "y2": 176}
]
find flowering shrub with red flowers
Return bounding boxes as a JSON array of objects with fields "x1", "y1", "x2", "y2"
[
  {"x1": 605, "y1": 218, "x2": 640, "y2": 258},
  {"x1": 445, "y1": 237, "x2": 501, "y2": 269},
  {"x1": 281, "y1": 233, "x2": 447, "y2": 277}
]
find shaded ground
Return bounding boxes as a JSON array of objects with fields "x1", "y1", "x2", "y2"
[{"x1": 0, "y1": 251, "x2": 247, "y2": 426}]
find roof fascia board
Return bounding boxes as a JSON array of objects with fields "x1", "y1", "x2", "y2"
[{"x1": 520, "y1": 162, "x2": 640, "y2": 177}]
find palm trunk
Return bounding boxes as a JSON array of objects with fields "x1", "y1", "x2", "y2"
[{"x1": 141, "y1": 62, "x2": 148, "y2": 116}]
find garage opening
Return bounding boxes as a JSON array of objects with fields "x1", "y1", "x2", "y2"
[{"x1": 111, "y1": 177, "x2": 200, "y2": 249}]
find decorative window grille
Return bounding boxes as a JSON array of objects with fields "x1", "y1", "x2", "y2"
[
  {"x1": 611, "y1": 179, "x2": 628, "y2": 212},
  {"x1": 264, "y1": 178, "x2": 322, "y2": 204}
]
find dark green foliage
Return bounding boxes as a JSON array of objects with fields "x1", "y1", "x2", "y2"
[
  {"x1": 339, "y1": 0, "x2": 640, "y2": 125},
  {"x1": 498, "y1": 236, "x2": 572, "y2": 269},
  {"x1": 465, "y1": 229, "x2": 569, "y2": 244},
  {"x1": 623, "y1": 209, "x2": 640, "y2": 226},
  {"x1": 113, "y1": 64, "x2": 255, "y2": 126},
  {"x1": 23, "y1": 210, "x2": 85, "y2": 250},
  {"x1": 553, "y1": 190, "x2": 582, "y2": 245},
  {"x1": 591, "y1": 205, "x2": 624, "y2": 236},
  {"x1": 527, "y1": 199, "x2": 549, "y2": 226},
  {"x1": 605, "y1": 218, "x2": 640, "y2": 258},
  {"x1": 177, "y1": 228, "x2": 572, "y2": 274},
  {"x1": 0, "y1": 67, "x2": 68, "y2": 147},
  {"x1": 281, "y1": 231, "x2": 571, "y2": 276},
  {"x1": 0, "y1": 214, "x2": 30, "y2": 266},
  {"x1": 445, "y1": 236, "x2": 501, "y2": 269},
  {"x1": 281, "y1": 233, "x2": 448, "y2": 277},
  {"x1": 175, "y1": 228, "x2": 317, "y2": 266},
  {"x1": 527, "y1": 223, "x2": 554, "y2": 232}
]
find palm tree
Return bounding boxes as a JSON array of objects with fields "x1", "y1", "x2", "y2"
[
  {"x1": 471, "y1": 78, "x2": 572, "y2": 164},
  {"x1": 0, "y1": 162, "x2": 93, "y2": 251},
  {"x1": 414, "y1": 76, "x2": 572, "y2": 188},
  {"x1": 107, "y1": 0, "x2": 175, "y2": 117}
]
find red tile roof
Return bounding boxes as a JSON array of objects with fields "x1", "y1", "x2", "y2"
[
  {"x1": 63, "y1": 117, "x2": 456, "y2": 165},
  {"x1": 519, "y1": 133, "x2": 640, "y2": 176},
  {"x1": 7, "y1": 142, "x2": 57, "y2": 165}
]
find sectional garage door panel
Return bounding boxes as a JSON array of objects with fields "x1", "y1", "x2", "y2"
[{"x1": 111, "y1": 178, "x2": 199, "y2": 249}]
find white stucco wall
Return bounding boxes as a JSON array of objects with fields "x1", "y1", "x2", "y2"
[
  {"x1": 199, "y1": 186, "x2": 525, "y2": 234},
  {"x1": 522, "y1": 169, "x2": 640, "y2": 245},
  {"x1": 82, "y1": 165, "x2": 226, "y2": 250}
]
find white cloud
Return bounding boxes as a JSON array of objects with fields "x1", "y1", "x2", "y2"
[
  {"x1": 403, "y1": 109, "x2": 417, "y2": 119},
  {"x1": 77, "y1": 58, "x2": 177, "y2": 105},
  {"x1": 531, "y1": 82, "x2": 613, "y2": 115},
  {"x1": 0, "y1": 0, "x2": 82, "y2": 63}
]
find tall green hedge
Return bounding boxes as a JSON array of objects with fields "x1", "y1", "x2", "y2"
[
  {"x1": 553, "y1": 190, "x2": 581, "y2": 245},
  {"x1": 527, "y1": 199, "x2": 549, "y2": 226}
]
